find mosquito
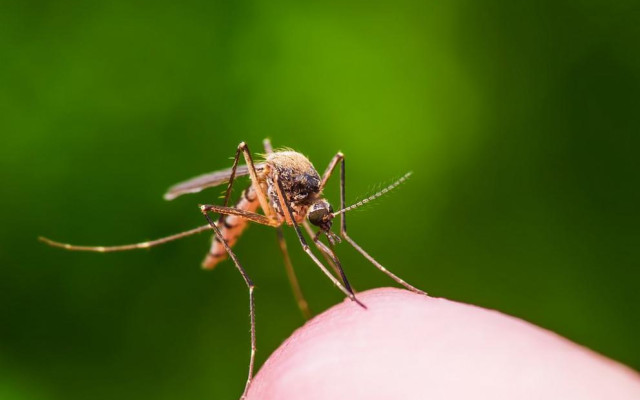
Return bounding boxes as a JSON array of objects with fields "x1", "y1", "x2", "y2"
[{"x1": 39, "y1": 138, "x2": 424, "y2": 399}]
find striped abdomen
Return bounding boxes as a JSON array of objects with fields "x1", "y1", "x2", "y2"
[{"x1": 202, "y1": 186, "x2": 259, "y2": 269}]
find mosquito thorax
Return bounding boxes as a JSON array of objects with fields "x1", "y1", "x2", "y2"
[{"x1": 308, "y1": 199, "x2": 333, "y2": 231}]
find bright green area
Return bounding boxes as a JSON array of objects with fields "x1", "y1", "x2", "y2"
[{"x1": 1, "y1": 1, "x2": 638, "y2": 398}]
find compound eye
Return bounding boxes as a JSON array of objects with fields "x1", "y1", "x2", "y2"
[
  {"x1": 308, "y1": 207, "x2": 327, "y2": 226},
  {"x1": 308, "y1": 200, "x2": 333, "y2": 228}
]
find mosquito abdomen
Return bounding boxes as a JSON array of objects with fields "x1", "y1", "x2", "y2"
[{"x1": 202, "y1": 186, "x2": 260, "y2": 269}]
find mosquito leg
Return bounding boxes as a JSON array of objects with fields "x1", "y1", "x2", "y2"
[
  {"x1": 218, "y1": 142, "x2": 245, "y2": 216},
  {"x1": 273, "y1": 174, "x2": 366, "y2": 309},
  {"x1": 275, "y1": 228, "x2": 312, "y2": 320},
  {"x1": 39, "y1": 225, "x2": 212, "y2": 252},
  {"x1": 342, "y1": 234, "x2": 425, "y2": 294},
  {"x1": 200, "y1": 207, "x2": 256, "y2": 399},
  {"x1": 238, "y1": 142, "x2": 275, "y2": 219},
  {"x1": 335, "y1": 156, "x2": 426, "y2": 295},
  {"x1": 199, "y1": 204, "x2": 280, "y2": 227},
  {"x1": 319, "y1": 152, "x2": 344, "y2": 192}
]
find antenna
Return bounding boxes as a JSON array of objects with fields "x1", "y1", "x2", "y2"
[{"x1": 331, "y1": 172, "x2": 412, "y2": 218}]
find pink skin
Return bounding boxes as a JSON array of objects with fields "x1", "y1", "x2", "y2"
[{"x1": 247, "y1": 288, "x2": 640, "y2": 400}]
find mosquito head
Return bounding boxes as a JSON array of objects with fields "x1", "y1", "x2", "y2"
[{"x1": 308, "y1": 198, "x2": 334, "y2": 231}]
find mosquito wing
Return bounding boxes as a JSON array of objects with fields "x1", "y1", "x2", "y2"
[{"x1": 164, "y1": 163, "x2": 265, "y2": 200}]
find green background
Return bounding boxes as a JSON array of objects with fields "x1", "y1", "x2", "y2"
[{"x1": 2, "y1": 1, "x2": 638, "y2": 398}]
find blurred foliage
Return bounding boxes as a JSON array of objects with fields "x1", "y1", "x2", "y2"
[{"x1": 1, "y1": 0, "x2": 639, "y2": 398}]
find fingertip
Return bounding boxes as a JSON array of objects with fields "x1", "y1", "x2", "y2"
[{"x1": 248, "y1": 288, "x2": 640, "y2": 400}]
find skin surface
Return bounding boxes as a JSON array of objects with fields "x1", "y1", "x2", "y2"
[{"x1": 247, "y1": 287, "x2": 640, "y2": 400}]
